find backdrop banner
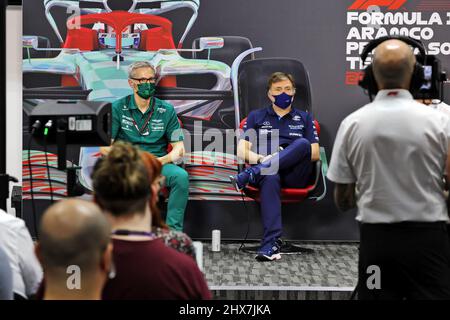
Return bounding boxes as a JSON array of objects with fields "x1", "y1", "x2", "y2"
[{"x1": 21, "y1": 0, "x2": 450, "y2": 240}]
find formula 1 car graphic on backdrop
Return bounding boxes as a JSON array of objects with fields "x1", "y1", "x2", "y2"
[
  {"x1": 44, "y1": 0, "x2": 200, "y2": 49},
  {"x1": 24, "y1": 1, "x2": 231, "y2": 120},
  {"x1": 22, "y1": 0, "x2": 252, "y2": 201}
]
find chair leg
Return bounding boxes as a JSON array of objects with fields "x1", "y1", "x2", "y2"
[
  {"x1": 279, "y1": 241, "x2": 314, "y2": 254},
  {"x1": 238, "y1": 243, "x2": 260, "y2": 254}
]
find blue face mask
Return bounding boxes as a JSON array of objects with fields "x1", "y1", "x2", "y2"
[{"x1": 273, "y1": 92, "x2": 294, "y2": 109}]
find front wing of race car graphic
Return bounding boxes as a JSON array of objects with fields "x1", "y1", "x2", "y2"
[
  {"x1": 156, "y1": 52, "x2": 231, "y2": 118},
  {"x1": 22, "y1": 53, "x2": 78, "y2": 76}
]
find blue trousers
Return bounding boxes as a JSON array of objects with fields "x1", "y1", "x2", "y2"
[{"x1": 250, "y1": 138, "x2": 313, "y2": 249}]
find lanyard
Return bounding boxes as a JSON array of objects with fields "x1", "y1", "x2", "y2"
[
  {"x1": 111, "y1": 229, "x2": 156, "y2": 238},
  {"x1": 126, "y1": 96, "x2": 155, "y2": 136}
]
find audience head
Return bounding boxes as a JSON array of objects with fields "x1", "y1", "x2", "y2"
[
  {"x1": 92, "y1": 141, "x2": 151, "y2": 218},
  {"x1": 415, "y1": 98, "x2": 433, "y2": 105},
  {"x1": 140, "y1": 151, "x2": 167, "y2": 229},
  {"x1": 372, "y1": 39, "x2": 416, "y2": 90},
  {"x1": 35, "y1": 199, "x2": 112, "y2": 300}
]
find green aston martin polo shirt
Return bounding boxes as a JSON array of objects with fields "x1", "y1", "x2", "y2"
[{"x1": 111, "y1": 94, "x2": 184, "y2": 157}]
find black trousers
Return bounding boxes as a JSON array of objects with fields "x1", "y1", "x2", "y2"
[{"x1": 358, "y1": 222, "x2": 450, "y2": 300}]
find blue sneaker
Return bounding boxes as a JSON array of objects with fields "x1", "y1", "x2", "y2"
[
  {"x1": 229, "y1": 168, "x2": 255, "y2": 192},
  {"x1": 256, "y1": 239, "x2": 282, "y2": 262}
]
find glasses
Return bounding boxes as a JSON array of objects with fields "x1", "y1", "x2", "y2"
[
  {"x1": 271, "y1": 87, "x2": 295, "y2": 94},
  {"x1": 131, "y1": 77, "x2": 156, "y2": 84}
]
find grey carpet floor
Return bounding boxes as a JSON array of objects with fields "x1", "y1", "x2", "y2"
[{"x1": 203, "y1": 242, "x2": 358, "y2": 289}]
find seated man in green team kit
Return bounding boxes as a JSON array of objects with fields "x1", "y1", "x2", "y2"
[{"x1": 101, "y1": 61, "x2": 188, "y2": 231}]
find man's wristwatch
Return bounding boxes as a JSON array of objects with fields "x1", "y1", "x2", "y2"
[{"x1": 257, "y1": 156, "x2": 263, "y2": 164}]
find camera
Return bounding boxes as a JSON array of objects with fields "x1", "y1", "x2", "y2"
[{"x1": 415, "y1": 55, "x2": 447, "y2": 100}]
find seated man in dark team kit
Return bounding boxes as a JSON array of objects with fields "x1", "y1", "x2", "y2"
[
  {"x1": 101, "y1": 61, "x2": 188, "y2": 232},
  {"x1": 230, "y1": 72, "x2": 320, "y2": 261}
]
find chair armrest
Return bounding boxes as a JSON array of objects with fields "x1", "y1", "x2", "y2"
[
  {"x1": 308, "y1": 147, "x2": 328, "y2": 201},
  {"x1": 310, "y1": 160, "x2": 322, "y2": 190}
]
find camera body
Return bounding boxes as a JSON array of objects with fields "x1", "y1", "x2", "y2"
[{"x1": 24, "y1": 100, "x2": 112, "y2": 146}]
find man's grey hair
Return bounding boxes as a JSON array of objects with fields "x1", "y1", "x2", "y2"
[{"x1": 128, "y1": 61, "x2": 156, "y2": 79}]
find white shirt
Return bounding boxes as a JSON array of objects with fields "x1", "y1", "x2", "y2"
[
  {"x1": 430, "y1": 100, "x2": 450, "y2": 117},
  {"x1": 327, "y1": 89, "x2": 450, "y2": 224},
  {"x1": 0, "y1": 211, "x2": 43, "y2": 298}
]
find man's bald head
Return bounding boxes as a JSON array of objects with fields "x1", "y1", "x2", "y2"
[
  {"x1": 38, "y1": 199, "x2": 111, "y2": 274},
  {"x1": 372, "y1": 39, "x2": 416, "y2": 90}
]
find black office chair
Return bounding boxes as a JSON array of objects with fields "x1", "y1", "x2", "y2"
[
  {"x1": 238, "y1": 58, "x2": 311, "y2": 113},
  {"x1": 192, "y1": 36, "x2": 254, "y2": 67},
  {"x1": 191, "y1": 36, "x2": 256, "y2": 126},
  {"x1": 233, "y1": 57, "x2": 327, "y2": 254}
]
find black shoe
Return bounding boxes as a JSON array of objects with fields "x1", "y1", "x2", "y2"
[{"x1": 229, "y1": 169, "x2": 253, "y2": 192}]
